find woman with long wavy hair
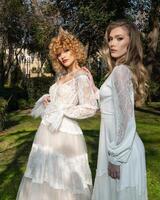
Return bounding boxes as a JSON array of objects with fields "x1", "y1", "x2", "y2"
[{"x1": 92, "y1": 20, "x2": 148, "y2": 200}]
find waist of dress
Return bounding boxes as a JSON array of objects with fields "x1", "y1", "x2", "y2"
[
  {"x1": 44, "y1": 103, "x2": 73, "y2": 114},
  {"x1": 59, "y1": 117, "x2": 83, "y2": 135}
]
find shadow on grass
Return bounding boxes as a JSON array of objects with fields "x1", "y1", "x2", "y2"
[
  {"x1": 147, "y1": 104, "x2": 160, "y2": 111},
  {"x1": 142, "y1": 138, "x2": 160, "y2": 144},
  {"x1": 0, "y1": 130, "x2": 35, "y2": 200},
  {"x1": 83, "y1": 129, "x2": 99, "y2": 181},
  {"x1": 136, "y1": 107, "x2": 160, "y2": 116},
  {"x1": 5, "y1": 114, "x2": 32, "y2": 130},
  {"x1": 5, "y1": 119, "x2": 19, "y2": 129},
  {"x1": 0, "y1": 129, "x2": 36, "y2": 147}
]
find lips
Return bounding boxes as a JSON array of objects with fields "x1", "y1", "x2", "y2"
[
  {"x1": 110, "y1": 49, "x2": 117, "y2": 53},
  {"x1": 62, "y1": 59, "x2": 68, "y2": 63}
]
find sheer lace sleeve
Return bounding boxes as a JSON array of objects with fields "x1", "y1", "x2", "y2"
[
  {"x1": 107, "y1": 65, "x2": 136, "y2": 165},
  {"x1": 64, "y1": 74, "x2": 98, "y2": 119},
  {"x1": 31, "y1": 94, "x2": 50, "y2": 118},
  {"x1": 81, "y1": 66, "x2": 100, "y2": 101}
]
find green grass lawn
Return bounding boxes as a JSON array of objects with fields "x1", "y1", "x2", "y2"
[{"x1": 0, "y1": 103, "x2": 160, "y2": 200}]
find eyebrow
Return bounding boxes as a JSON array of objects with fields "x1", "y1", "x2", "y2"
[{"x1": 109, "y1": 34, "x2": 124, "y2": 38}]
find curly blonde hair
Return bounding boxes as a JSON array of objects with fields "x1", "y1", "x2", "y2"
[
  {"x1": 102, "y1": 20, "x2": 149, "y2": 107},
  {"x1": 49, "y1": 28, "x2": 87, "y2": 74}
]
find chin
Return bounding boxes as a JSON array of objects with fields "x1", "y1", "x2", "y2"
[
  {"x1": 63, "y1": 63, "x2": 70, "y2": 67},
  {"x1": 111, "y1": 55, "x2": 118, "y2": 59}
]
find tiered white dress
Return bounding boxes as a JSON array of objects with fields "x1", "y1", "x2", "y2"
[
  {"x1": 92, "y1": 65, "x2": 148, "y2": 200},
  {"x1": 16, "y1": 72, "x2": 98, "y2": 200}
]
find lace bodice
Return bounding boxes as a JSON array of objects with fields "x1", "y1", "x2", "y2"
[{"x1": 31, "y1": 72, "x2": 98, "y2": 133}]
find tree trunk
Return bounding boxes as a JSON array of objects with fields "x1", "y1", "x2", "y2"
[
  {"x1": 5, "y1": 44, "x2": 14, "y2": 86},
  {"x1": 0, "y1": 36, "x2": 5, "y2": 87},
  {"x1": 145, "y1": 5, "x2": 160, "y2": 79}
]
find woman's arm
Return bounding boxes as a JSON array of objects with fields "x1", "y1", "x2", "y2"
[
  {"x1": 31, "y1": 94, "x2": 50, "y2": 118},
  {"x1": 63, "y1": 73, "x2": 98, "y2": 119},
  {"x1": 107, "y1": 65, "x2": 136, "y2": 165},
  {"x1": 41, "y1": 73, "x2": 98, "y2": 133}
]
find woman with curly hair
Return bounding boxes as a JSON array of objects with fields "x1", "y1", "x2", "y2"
[
  {"x1": 16, "y1": 28, "x2": 98, "y2": 200},
  {"x1": 92, "y1": 20, "x2": 148, "y2": 200}
]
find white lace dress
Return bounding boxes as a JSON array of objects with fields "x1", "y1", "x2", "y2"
[
  {"x1": 16, "y1": 72, "x2": 98, "y2": 200},
  {"x1": 92, "y1": 65, "x2": 148, "y2": 200}
]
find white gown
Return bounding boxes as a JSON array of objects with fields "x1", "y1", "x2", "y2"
[
  {"x1": 92, "y1": 65, "x2": 148, "y2": 200},
  {"x1": 16, "y1": 72, "x2": 98, "y2": 200}
]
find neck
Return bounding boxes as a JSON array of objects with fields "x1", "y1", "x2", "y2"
[
  {"x1": 115, "y1": 55, "x2": 126, "y2": 65},
  {"x1": 67, "y1": 61, "x2": 80, "y2": 73}
]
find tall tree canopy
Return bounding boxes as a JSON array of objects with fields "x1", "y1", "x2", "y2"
[{"x1": 0, "y1": 0, "x2": 159, "y2": 99}]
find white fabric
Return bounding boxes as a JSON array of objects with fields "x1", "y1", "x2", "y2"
[
  {"x1": 16, "y1": 72, "x2": 98, "y2": 200},
  {"x1": 92, "y1": 65, "x2": 147, "y2": 200},
  {"x1": 31, "y1": 94, "x2": 49, "y2": 118}
]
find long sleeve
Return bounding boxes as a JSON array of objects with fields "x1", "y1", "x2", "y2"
[
  {"x1": 107, "y1": 65, "x2": 136, "y2": 165},
  {"x1": 31, "y1": 94, "x2": 49, "y2": 118},
  {"x1": 64, "y1": 74, "x2": 98, "y2": 119},
  {"x1": 41, "y1": 73, "x2": 98, "y2": 133}
]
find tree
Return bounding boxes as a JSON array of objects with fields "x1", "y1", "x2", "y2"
[
  {"x1": 0, "y1": 0, "x2": 28, "y2": 87},
  {"x1": 0, "y1": 0, "x2": 59, "y2": 86},
  {"x1": 55, "y1": 0, "x2": 130, "y2": 55}
]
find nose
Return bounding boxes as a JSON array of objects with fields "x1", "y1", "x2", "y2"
[
  {"x1": 109, "y1": 39, "x2": 116, "y2": 47},
  {"x1": 60, "y1": 52, "x2": 65, "y2": 59},
  {"x1": 109, "y1": 40, "x2": 115, "y2": 47}
]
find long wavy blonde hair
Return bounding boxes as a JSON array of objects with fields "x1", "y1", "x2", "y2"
[
  {"x1": 49, "y1": 27, "x2": 87, "y2": 74},
  {"x1": 102, "y1": 20, "x2": 149, "y2": 107}
]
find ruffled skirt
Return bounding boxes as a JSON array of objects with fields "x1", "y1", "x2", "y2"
[{"x1": 16, "y1": 123, "x2": 92, "y2": 200}]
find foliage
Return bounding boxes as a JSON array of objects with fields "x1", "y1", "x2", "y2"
[
  {"x1": 43, "y1": 64, "x2": 53, "y2": 74},
  {"x1": 0, "y1": 0, "x2": 29, "y2": 86},
  {"x1": 0, "y1": 0, "x2": 159, "y2": 99},
  {"x1": 0, "y1": 87, "x2": 27, "y2": 111},
  {"x1": 0, "y1": 0, "x2": 58, "y2": 87},
  {"x1": 26, "y1": 76, "x2": 54, "y2": 101},
  {"x1": 149, "y1": 80, "x2": 160, "y2": 101},
  {"x1": 56, "y1": 0, "x2": 130, "y2": 55},
  {"x1": 17, "y1": 99, "x2": 28, "y2": 110}
]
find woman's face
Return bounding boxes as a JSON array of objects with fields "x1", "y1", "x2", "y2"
[
  {"x1": 57, "y1": 49, "x2": 77, "y2": 68},
  {"x1": 108, "y1": 26, "x2": 130, "y2": 61}
]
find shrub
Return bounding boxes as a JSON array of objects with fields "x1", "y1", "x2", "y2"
[
  {"x1": 149, "y1": 80, "x2": 160, "y2": 102},
  {"x1": 18, "y1": 99, "x2": 28, "y2": 110},
  {"x1": 0, "y1": 87, "x2": 27, "y2": 111},
  {"x1": 26, "y1": 76, "x2": 54, "y2": 102}
]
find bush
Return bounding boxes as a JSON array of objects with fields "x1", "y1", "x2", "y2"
[
  {"x1": 149, "y1": 81, "x2": 160, "y2": 102},
  {"x1": 26, "y1": 76, "x2": 54, "y2": 101},
  {"x1": 18, "y1": 99, "x2": 28, "y2": 110},
  {"x1": 0, "y1": 98, "x2": 8, "y2": 131},
  {"x1": 0, "y1": 87, "x2": 27, "y2": 111},
  {"x1": 28, "y1": 98, "x2": 35, "y2": 108}
]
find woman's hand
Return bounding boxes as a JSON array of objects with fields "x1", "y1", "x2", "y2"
[
  {"x1": 43, "y1": 95, "x2": 50, "y2": 107},
  {"x1": 108, "y1": 162, "x2": 120, "y2": 179}
]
